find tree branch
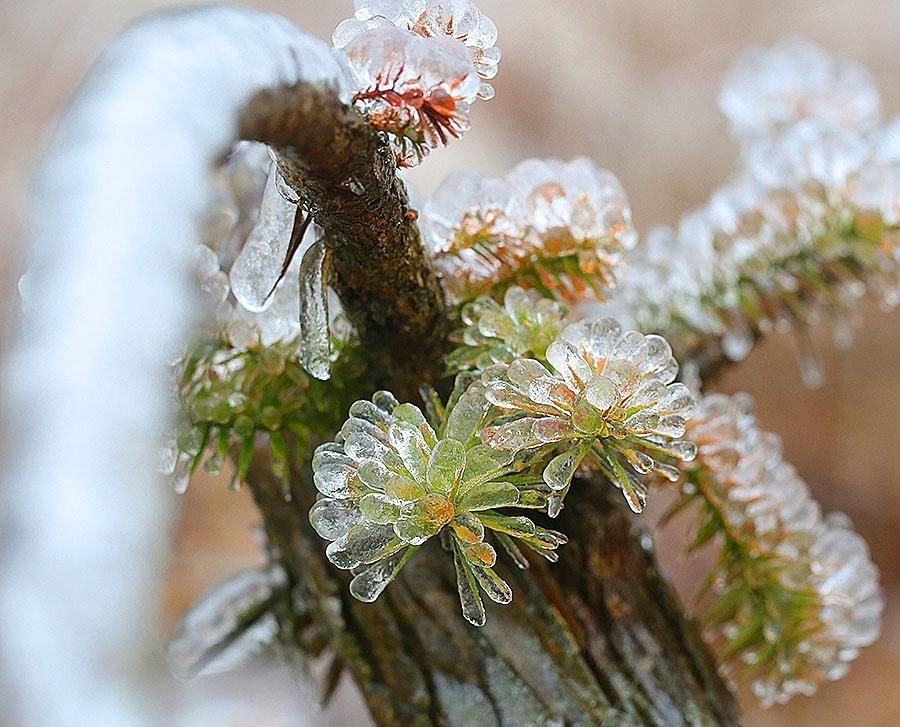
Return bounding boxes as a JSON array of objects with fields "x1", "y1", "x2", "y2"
[
  {"x1": 239, "y1": 84, "x2": 449, "y2": 395},
  {"x1": 235, "y1": 81, "x2": 738, "y2": 725}
]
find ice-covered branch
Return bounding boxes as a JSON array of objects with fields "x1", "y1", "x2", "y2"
[
  {"x1": 0, "y1": 6, "x2": 356, "y2": 725},
  {"x1": 665, "y1": 392, "x2": 883, "y2": 706},
  {"x1": 613, "y1": 40, "x2": 900, "y2": 383}
]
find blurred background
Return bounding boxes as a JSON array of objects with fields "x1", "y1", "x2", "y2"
[{"x1": 2, "y1": 1, "x2": 899, "y2": 724}]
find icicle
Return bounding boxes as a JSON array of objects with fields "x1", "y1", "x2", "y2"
[
  {"x1": 794, "y1": 325, "x2": 825, "y2": 389},
  {"x1": 230, "y1": 163, "x2": 299, "y2": 312},
  {"x1": 297, "y1": 237, "x2": 332, "y2": 380},
  {"x1": 722, "y1": 309, "x2": 755, "y2": 361}
]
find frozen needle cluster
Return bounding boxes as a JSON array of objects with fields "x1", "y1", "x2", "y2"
[
  {"x1": 335, "y1": 0, "x2": 499, "y2": 165},
  {"x1": 310, "y1": 390, "x2": 566, "y2": 626},
  {"x1": 335, "y1": 0, "x2": 500, "y2": 99},
  {"x1": 446, "y1": 285, "x2": 569, "y2": 373},
  {"x1": 720, "y1": 38, "x2": 881, "y2": 143},
  {"x1": 480, "y1": 317, "x2": 696, "y2": 515},
  {"x1": 673, "y1": 392, "x2": 883, "y2": 706},
  {"x1": 422, "y1": 158, "x2": 636, "y2": 303}
]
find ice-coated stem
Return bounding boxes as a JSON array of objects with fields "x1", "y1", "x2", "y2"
[{"x1": 0, "y1": 6, "x2": 351, "y2": 725}]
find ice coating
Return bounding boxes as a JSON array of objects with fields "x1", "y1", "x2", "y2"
[{"x1": 335, "y1": 0, "x2": 500, "y2": 100}]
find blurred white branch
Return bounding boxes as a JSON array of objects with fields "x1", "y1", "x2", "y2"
[{"x1": 0, "y1": 6, "x2": 349, "y2": 725}]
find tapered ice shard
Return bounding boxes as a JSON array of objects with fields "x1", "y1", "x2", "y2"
[
  {"x1": 230, "y1": 164, "x2": 299, "y2": 313},
  {"x1": 298, "y1": 237, "x2": 332, "y2": 380}
]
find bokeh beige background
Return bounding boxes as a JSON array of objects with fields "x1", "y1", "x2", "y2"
[{"x1": 2, "y1": 1, "x2": 899, "y2": 724}]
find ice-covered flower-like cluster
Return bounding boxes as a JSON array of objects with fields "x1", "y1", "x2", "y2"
[
  {"x1": 343, "y1": 27, "x2": 481, "y2": 166},
  {"x1": 334, "y1": 0, "x2": 500, "y2": 100},
  {"x1": 335, "y1": 1, "x2": 498, "y2": 166},
  {"x1": 720, "y1": 38, "x2": 881, "y2": 143},
  {"x1": 422, "y1": 158, "x2": 637, "y2": 304},
  {"x1": 614, "y1": 40, "x2": 900, "y2": 384},
  {"x1": 676, "y1": 392, "x2": 883, "y2": 706},
  {"x1": 479, "y1": 317, "x2": 696, "y2": 515},
  {"x1": 309, "y1": 390, "x2": 567, "y2": 626},
  {"x1": 446, "y1": 286, "x2": 568, "y2": 373}
]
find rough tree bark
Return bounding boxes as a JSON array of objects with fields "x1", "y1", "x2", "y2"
[{"x1": 238, "y1": 81, "x2": 740, "y2": 726}]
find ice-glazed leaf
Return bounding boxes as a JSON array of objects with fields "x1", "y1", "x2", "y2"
[
  {"x1": 532, "y1": 416, "x2": 579, "y2": 443},
  {"x1": 545, "y1": 339, "x2": 592, "y2": 388},
  {"x1": 392, "y1": 403, "x2": 438, "y2": 447},
  {"x1": 453, "y1": 541, "x2": 486, "y2": 627},
  {"x1": 527, "y1": 375, "x2": 576, "y2": 409},
  {"x1": 480, "y1": 417, "x2": 541, "y2": 452},
  {"x1": 608, "y1": 449, "x2": 648, "y2": 513},
  {"x1": 326, "y1": 524, "x2": 403, "y2": 569},
  {"x1": 349, "y1": 398, "x2": 391, "y2": 427},
  {"x1": 313, "y1": 463, "x2": 357, "y2": 499},
  {"x1": 349, "y1": 548, "x2": 415, "y2": 603},
  {"x1": 372, "y1": 390, "x2": 399, "y2": 414},
  {"x1": 542, "y1": 441, "x2": 591, "y2": 492},
  {"x1": 384, "y1": 474, "x2": 427, "y2": 502},
  {"x1": 444, "y1": 372, "x2": 477, "y2": 419},
  {"x1": 460, "y1": 445, "x2": 514, "y2": 492},
  {"x1": 463, "y1": 541, "x2": 497, "y2": 568},
  {"x1": 445, "y1": 380, "x2": 489, "y2": 444},
  {"x1": 478, "y1": 513, "x2": 537, "y2": 538},
  {"x1": 455, "y1": 481, "x2": 520, "y2": 513},
  {"x1": 309, "y1": 497, "x2": 362, "y2": 540},
  {"x1": 450, "y1": 512, "x2": 485, "y2": 544},
  {"x1": 496, "y1": 533, "x2": 529, "y2": 570},
  {"x1": 388, "y1": 420, "x2": 429, "y2": 482},
  {"x1": 357, "y1": 459, "x2": 390, "y2": 490},
  {"x1": 472, "y1": 566, "x2": 513, "y2": 605},
  {"x1": 298, "y1": 238, "x2": 332, "y2": 380},
  {"x1": 582, "y1": 375, "x2": 617, "y2": 412},
  {"x1": 341, "y1": 415, "x2": 387, "y2": 442},
  {"x1": 505, "y1": 358, "x2": 551, "y2": 390},
  {"x1": 312, "y1": 446, "x2": 353, "y2": 470},
  {"x1": 359, "y1": 493, "x2": 402, "y2": 524},
  {"x1": 484, "y1": 378, "x2": 555, "y2": 413},
  {"x1": 516, "y1": 489, "x2": 550, "y2": 510},
  {"x1": 393, "y1": 493, "x2": 454, "y2": 545},
  {"x1": 518, "y1": 527, "x2": 568, "y2": 562},
  {"x1": 427, "y1": 438, "x2": 466, "y2": 494},
  {"x1": 344, "y1": 432, "x2": 389, "y2": 463},
  {"x1": 494, "y1": 533, "x2": 530, "y2": 569},
  {"x1": 230, "y1": 164, "x2": 299, "y2": 312}
]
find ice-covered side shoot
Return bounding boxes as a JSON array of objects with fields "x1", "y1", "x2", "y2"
[
  {"x1": 665, "y1": 393, "x2": 883, "y2": 707},
  {"x1": 610, "y1": 39, "x2": 900, "y2": 385},
  {"x1": 334, "y1": 0, "x2": 500, "y2": 165}
]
